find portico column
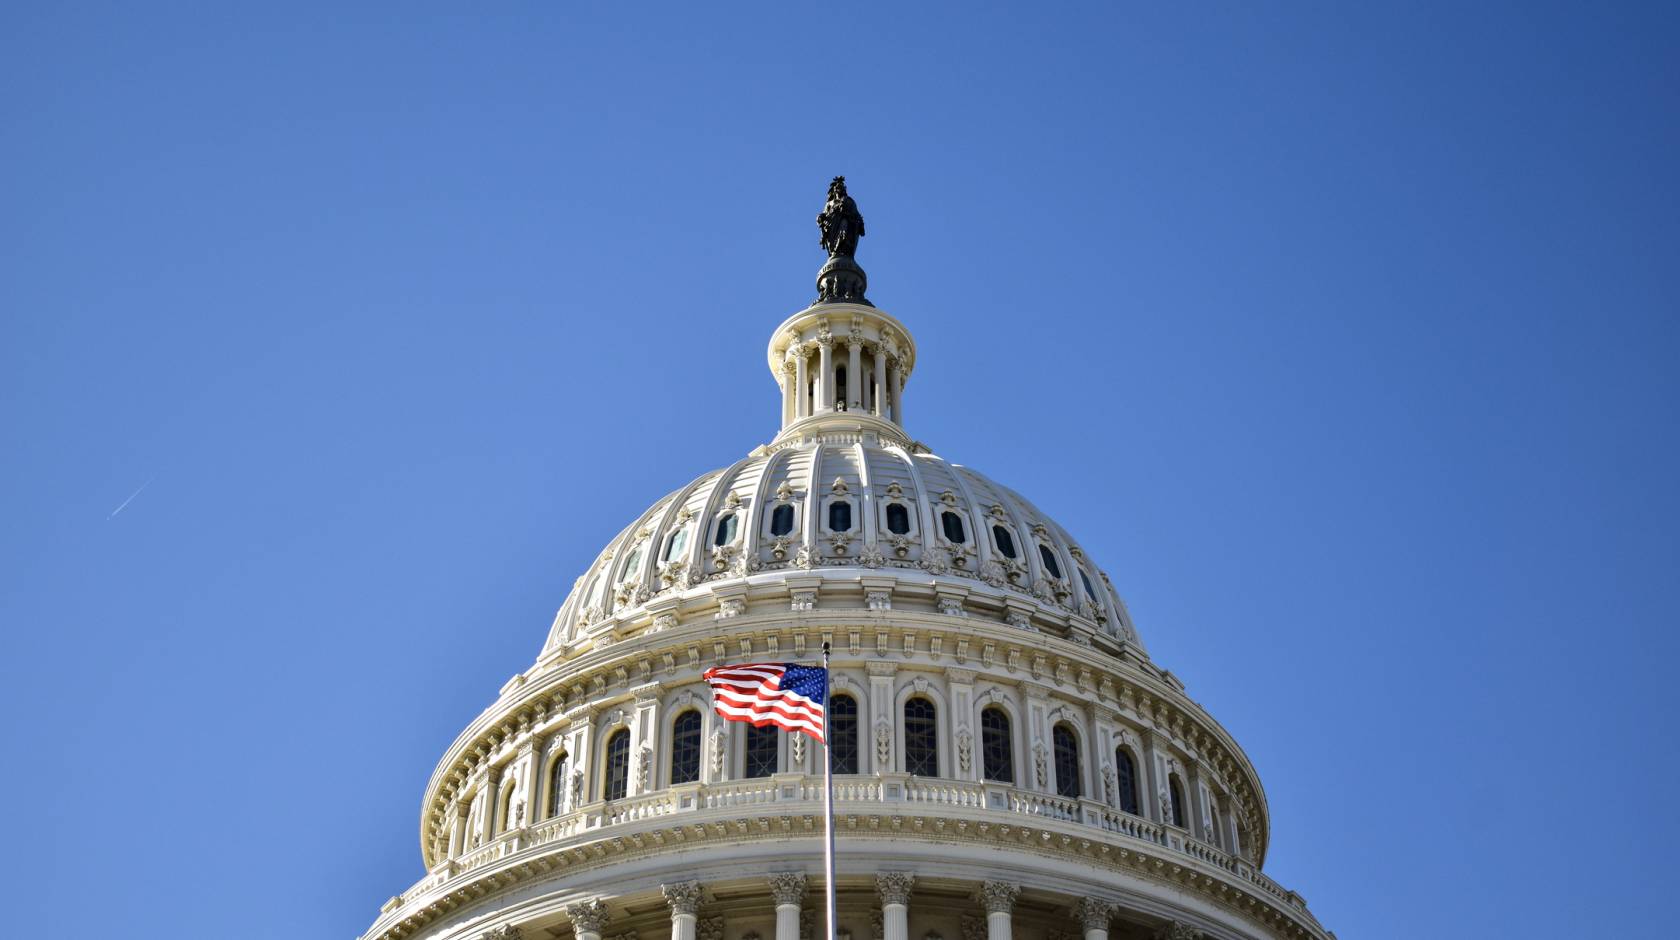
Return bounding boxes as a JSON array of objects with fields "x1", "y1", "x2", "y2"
[
  {"x1": 1073, "y1": 898, "x2": 1111, "y2": 940},
  {"x1": 978, "y1": 881, "x2": 1018, "y2": 940},
  {"x1": 847, "y1": 336, "x2": 863, "y2": 411},
  {"x1": 795, "y1": 350, "x2": 810, "y2": 419},
  {"x1": 769, "y1": 872, "x2": 807, "y2": 940},
  {"x1": 876, "y1": 872, "x2": 914, "y2": 940},
  {"x1": 663, "y1": 881, "x2": 703, "y2": 940},
  {"x1": 872, "y1": 346, "x2": 887, "y2": 415},
  {"x1": 817, "y1": 334, "x2": 835, "y2": 412},
  {"x1": 478, "y1": 773, "x2": 498, "y2": 844},
  {"x1": 517, "y1": 742, "x2": 539, "y2": 830},
  {"x1": 447, "y1": 801, "x2": 466, "y2": 857},
  {"x1": 565, "y1": 899, "x2": 610, "y2": 940}
]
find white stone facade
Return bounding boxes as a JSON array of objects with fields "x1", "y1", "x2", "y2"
[{"x1": 360, "y1": 298, "x2": 1335, "y2": 940}]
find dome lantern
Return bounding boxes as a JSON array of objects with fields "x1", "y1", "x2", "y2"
[{"x1": 768, "y1": 178, "x2": 917, "y2": 443}]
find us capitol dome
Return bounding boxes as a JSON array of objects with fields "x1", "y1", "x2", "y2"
[{"x1": 361, "y1": 179, "x2": 1335, "y2": 940}]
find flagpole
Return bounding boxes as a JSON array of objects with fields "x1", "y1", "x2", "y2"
[{"x1": 821, "y1": 641, "x2": 837, "y2": 940}]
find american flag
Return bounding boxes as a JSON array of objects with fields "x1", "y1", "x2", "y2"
[{"x1": 702, "y1": 662, "x2": 828, "y2": 742}]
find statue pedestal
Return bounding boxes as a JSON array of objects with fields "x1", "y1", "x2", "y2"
[{"x1": 816, "y1": 255, "x2": 870, "y2": 305}]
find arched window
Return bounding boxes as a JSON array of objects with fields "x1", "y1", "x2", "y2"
[
  {"x1": 714, "y1": 513, "x2": 738, "y2": 546},
  {"x1": 1038, "y1": 543, "x2": 1063, "y2": 579},
  {"x1": 1168, "y1": 775, "x2": 1187, "y2": 828},
  {"x1": 546, "y1": 750, "x2": 570, "y2": 818},
  {"x1": 828, "y1": 500, "x2": 853, "y2": 532},
  {"x1": 941, "y1": 511, "x2": 966, "y2": 543},
  {"x1": 885, "y1": 503, "x2": 910, "y2": 535},
  {"x1": 664, "y1": 528, "x2": 689, "y2": 561},
  {"x1": 770, "y1": 504, "x2": 795, "y2": 536},
  {"x1": 830, "y1": 694, "x2": 859, "y2": 774},
  {"x1": 992, "y1": 525, "x2": 1017, "y2": 559},
  {"x1": 903, "y1": 698, "x2": 938, "y2": 776},
  {"x1": 980, "y1": 707, "x2": 1013, "y2": 783},
  {"x1": 670, "y1": 711, "x2": 702, "y2": 785},
  {"x1": 1053, "y1": 724, "x2": 1081, "y2": 799},
  {"x1": 1114, "y1": 748, "x2": 1139, "y2": 815},
  {"x1": 603, "y1": 729, "x2": 630, "y2": 802},
  {"x1": 745, "y1": 723, "x2": 779, "y2": 778}
]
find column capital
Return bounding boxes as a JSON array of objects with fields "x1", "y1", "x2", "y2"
[
  {"x1": 1072, "y1": 898, "x2": 1111, "y2": 932},
  {"x1": 977, "y1": 881, "x2": 1019, "y2": 915},
  {"x1": 876, "y1": 871, "x2": 915, "y2": 906},
  {"x1": 769, "y1": 871, "x2": 808, "y2": 906},
  {"x1": 565, "y1": 899, "x2": 610, "y2": 935},
  {"x1": 663, "y1": 881, "x2": 704, "y2": 916}
]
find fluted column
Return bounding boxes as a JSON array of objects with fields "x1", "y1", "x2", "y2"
[
  {"x1": 889, "y1": 356, "x2": 904, "y2": 425},
  {"x1": 817, "y1": 334, "x2": 835, "y2": 412},
  {"x1": 1073, "y1": 898, "x2": 1110, "y2": 940},
  {"x1": 876, "y1": 872, "x2": 914, "y2": 940},
  {"x1": 846, "y1": 335, "x2": 863, "y2": 411},
  {"x1": 872, "y1": 346, "x2": 886, "y2": 416},
  {"x1": 795, "y1": 349, "x2": 810, "y2": 419},
  {"x1": 781, "y1": 361, "x2": 796, "y2": 426},
  {"x1": 978, "y1": 881, "x2": 1018, "y2": 940},
  {"x1": 769, "y1": 872, "x2": 807, "y2": 940},
  {"x1": 663, "y1": 881, "x2": 703, "y2": 940},
  {"x1": 565, "y1": 899, "x2": 610, "y2": 940},
  {"x1": 516, "y1": 743, "x2": 539, "y2": 830}
]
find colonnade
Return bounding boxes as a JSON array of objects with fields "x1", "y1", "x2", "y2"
[
  {"x1": 781, "y1": 335, "x2": 905, "y2": 426},
  {"x1": 544, "y1": 874, "x2": 1214, "y2": 940}
]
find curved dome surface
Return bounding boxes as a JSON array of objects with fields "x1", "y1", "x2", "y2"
[{"x1": 543, "y1": 437, "x2": 1144, "y2": 659}]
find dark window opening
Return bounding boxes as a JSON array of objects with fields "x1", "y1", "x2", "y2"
[
  {"x1": 603, "y1": 730, "x2": 630, "y2": 802},
  {"x1": 770, "y1": 504, "x2": 795, "y2": 536},
  {"x1": 980, "y1": 707, "x2": 1013, "y2": 783},
  {"x1": 1080, "y1": 569, "x2": 1099, "y2": 602},
  {"x1": 903, "y1": 698, "x2": 938, "y2": 776},
  {"x1": 714, "y1": 513, "x2": 738, "y2": 546},
  {"x1": 547, "y1": 752, "x2": 569, "y2": 817},
  {"x1": 941, "y1": 511, "x2": 966, "y2": 543},
  {"x1": 1039, "y1": 544, "x2": 1063, "y2": 579},
  {"x1": 670, "y1": 711, "x2": 702, "y2": 784},
  {"x1": 745, "y1": 724, "x2": 779, "y2": 778},
  {"x1": 1116, "y1": 748, "x2": 1140, "y2": 815},
  {"x1": 993, "y1": 525, "x2": 1017, "y2": 558},
  {"x1": 885, "y1": 503, "x2": 910, "y2": 535},
  {"x1": 830, "y1": 695, "x2": 859, "y2": 774},
  {"x1": 1053, "y1": 724, "x2": 1081, "y2": 799},
  {"x1": 1169, "y1": 776, "x2": 1187, "y2": 828},
  {"x1": 828, "y1": 500, "x2": 852, "y2": 532}
]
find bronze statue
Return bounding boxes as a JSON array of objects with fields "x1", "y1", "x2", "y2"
[{"x1": 817, "y1": 176, "x2": 865, "y2": 258}]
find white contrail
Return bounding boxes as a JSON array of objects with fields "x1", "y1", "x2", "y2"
[{"x1": 108, "y1": 477, "x2": 155, "y2": 519}]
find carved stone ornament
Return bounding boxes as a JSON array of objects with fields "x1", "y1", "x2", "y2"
[
  {"x1": 1101, "y1": 763, "x2": 1116, "y2": 804},
  {"x1": 716, "y1": 597, "x2": 747, "y2": 619},
  {"x1": 652, "y1": 612, "x2": 678, "y2": 631},
  {"x1": 979, "y1": 559, "x2": 1007, "y2": 587},
  {"x1": 570, "y1": 769, "x2": 584, "y2": 806},
  {"x1": 858, "y1": 542, "x2": 886, "y2": 568},
  {"x1": 698, "y1": 917, "x2": 724, "y2": 940},
  {"x1": 875, "y1": 871, "x2": 914, "y2": 906},
  {"x1": 937, "y1": 596, "x2": 965, "y2": 618},
  {"x1": 960, "y1": 915, "x2": 986, "y2": 940},
  {"x1": 887, "y1": 534, "x2": 913, "y2": 558},
  {"x1": 636, "y1": 745, "x2": 653, "y2": 789},
  {"x1": 866, "y1": 590, "x2": 891, "y2": 611},
  {"x1": 956, "y1": 729, "x2": 973, "y2": 773},
  {"x1": 710, "y1": 730, "x2": 727, "y2": 775},
  {"x1": 1153, "y1": 923, "x2": 1202, "y2": 940},
  {"x1": 1073, "y1": 898, "x2": 1111, "y2": 932},
  {"x1": 771, "y1": 536, "x2": 795, "y2": 561},
  {"x1": 830, "y1": 477, "x2": 849, "y2": 495},
  {"x1": 661, "y1": 879, "x2": 702, "y2": 913},
  {"x1": 1159, "y1": 787, "x2": 1174, "y2": 822},
  {"x1": 564, "y1": 899, "x2": 610, "y2": 935},
  {"x1": 920, "y1": 547, "x2": 951, "y2": 575},
  {"x1": 977, "y1": 880, "x2": 1019, "y2": 915},
  {"x1": 794, "y1": 545, "x2": 818, "y2": 570},
  {"x1": 870, "y1": 911, "x2": 884, "y2": 940},
  {"x1": 791, "y1": 590, "x2": 817, "y2": 612},
  {"x1": 769, "y1": 871, "x2": 808, "y2": 906},
  {"x1": 1033, "y1": 742, "x2": 1049, "y2": 789},
  {"x1": 791, "y1": 731, "x2": 806, "y2": 764},
  {"x1": 874, "y1": 720, "x2": 892, "y2": 767},
  {"x1": 482, "y1": 925, "x2": 523, "y2": 940}
]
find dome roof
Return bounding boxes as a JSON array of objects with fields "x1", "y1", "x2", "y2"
[
  {"x1": 539, "y1": 301, "x2": 1143, "y2": 661},
  {"x1": 542, "y1": 436, "x2": 1143, "y2": 657}
]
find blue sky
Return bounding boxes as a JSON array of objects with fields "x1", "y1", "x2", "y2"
[{"x1": 2, "y1": 4, "x2": 1675, "y2": 938}]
